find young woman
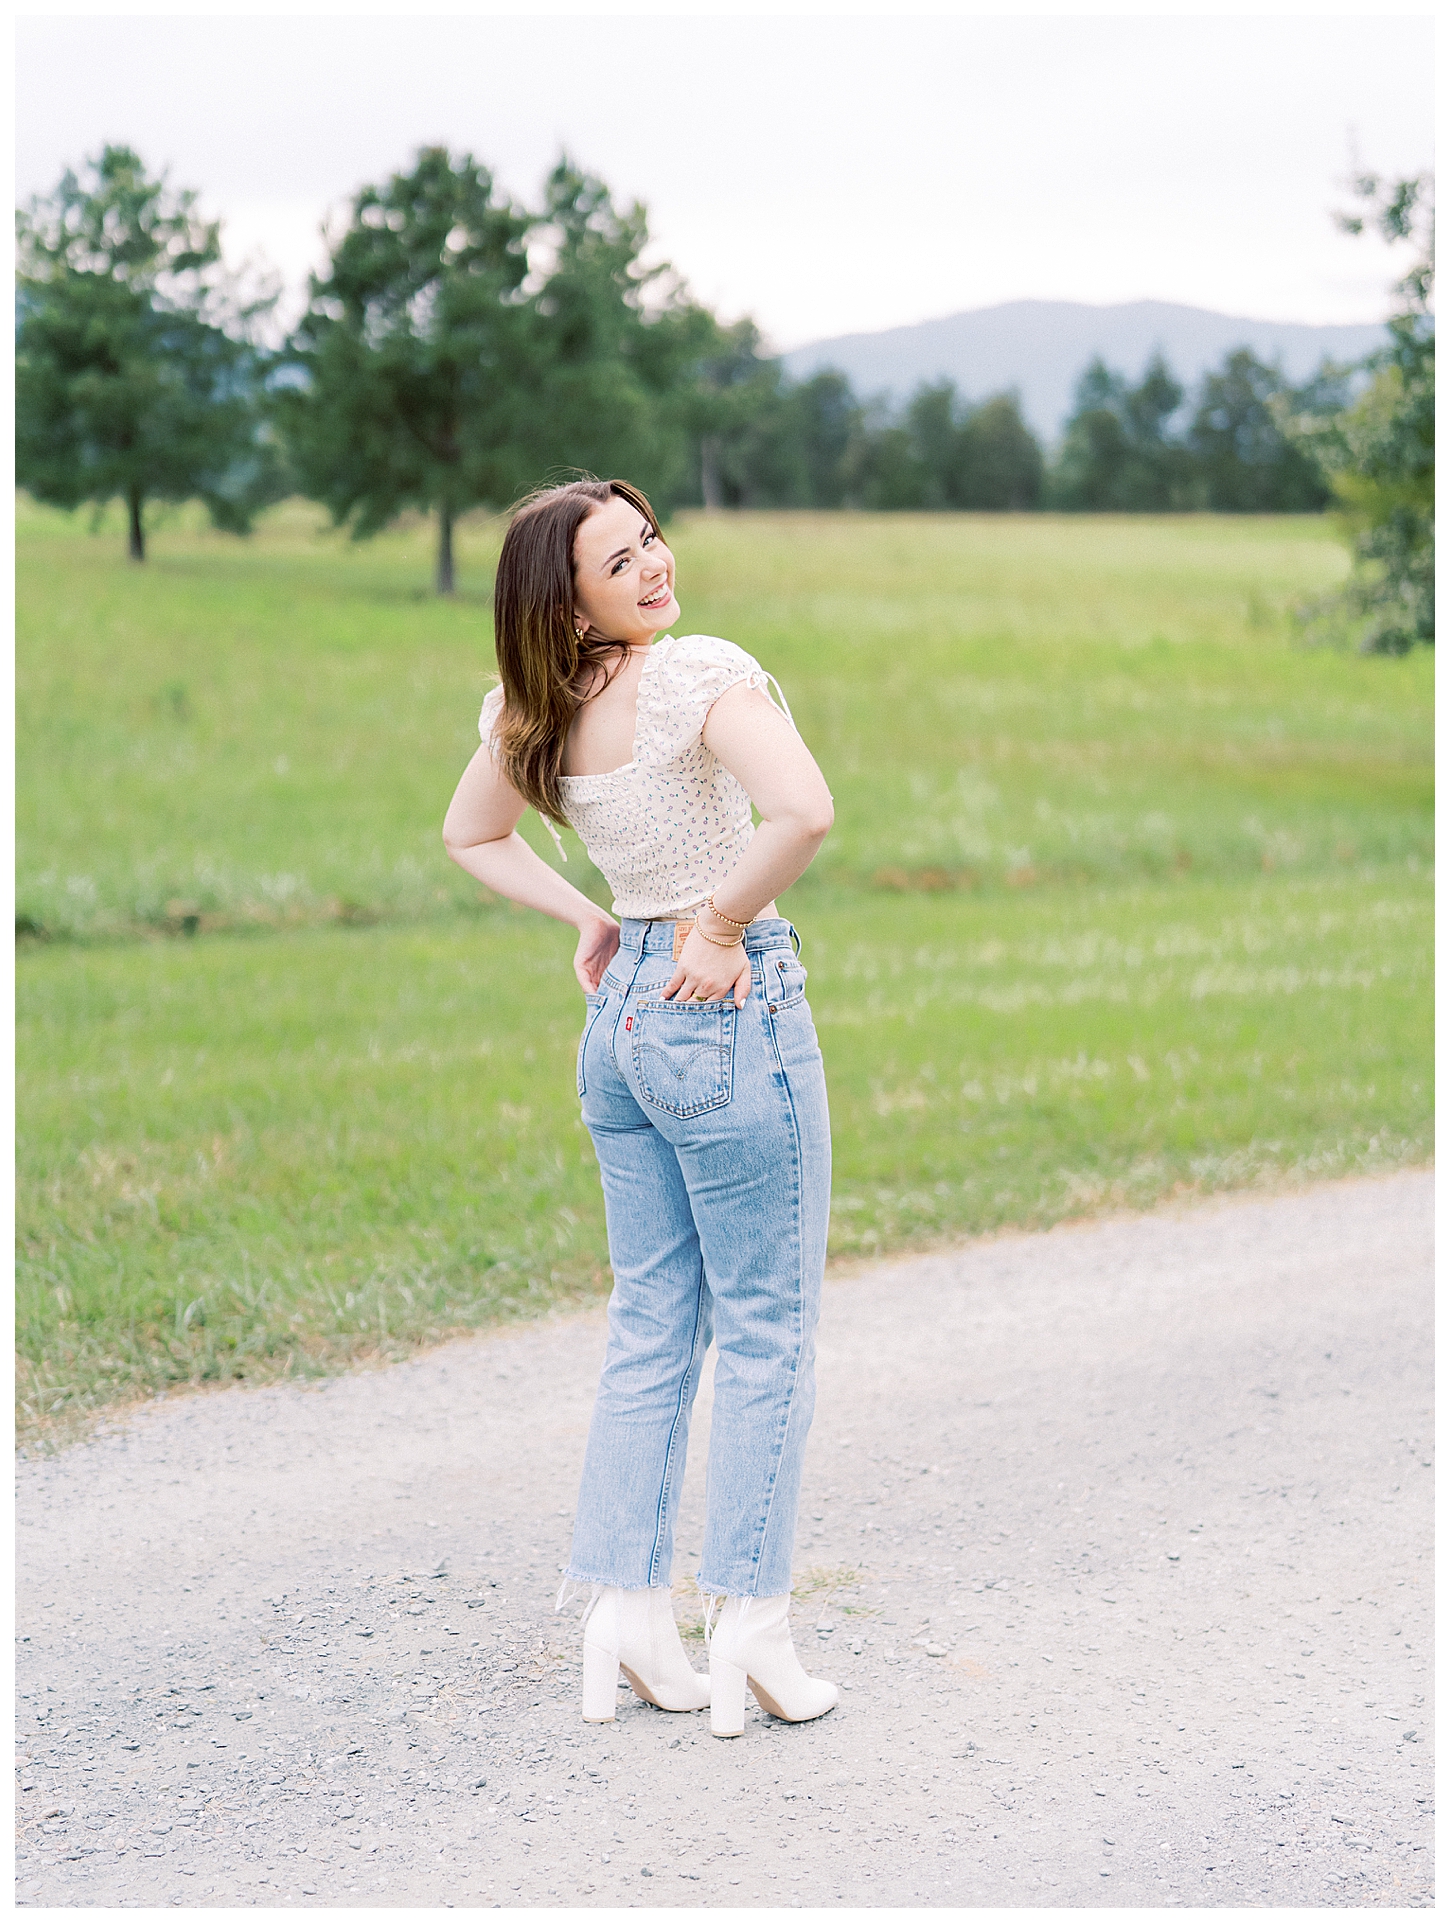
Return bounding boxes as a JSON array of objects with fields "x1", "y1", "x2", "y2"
[{"x1": 442, "y1": 478, "x2": 837, "y2": 1739}]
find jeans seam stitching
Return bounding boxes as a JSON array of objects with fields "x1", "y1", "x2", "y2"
[
  {"x1": 743, "y1": 999, "x2": 808, "y2": 1590},
  {"x1": 576, "y1": 997, "x2": 608, "y2": 1099},
  {"x1": 607, "y1": 942, "x2": 651, "y2": 1071},
  {"x1": 648, "y1": 1255, "x2": 711, "y2": 1584}
]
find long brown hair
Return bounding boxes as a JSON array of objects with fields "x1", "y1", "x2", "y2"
[{"x1": 491, "y1": 476, "x2": 661, "y2": 825}]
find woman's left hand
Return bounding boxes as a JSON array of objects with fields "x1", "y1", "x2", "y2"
[
  {"x1": 662, "y1": 929, "x2": 752, "y2": 1007},
  {"x1": 573, "y1": 913, "x2": 621, "y2": 993}
]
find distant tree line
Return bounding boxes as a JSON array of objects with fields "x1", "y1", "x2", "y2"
[
  {"x1": 15, "y1": 145, "x2": 1432, "y2": 646},
  {"x1": 693, "y1": 350, "x2": 1343, "y2": 514}
]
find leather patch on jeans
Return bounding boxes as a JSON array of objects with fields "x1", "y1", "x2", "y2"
[{"x1": 672, "y1": 919, "x2": 695, "y2": 961}]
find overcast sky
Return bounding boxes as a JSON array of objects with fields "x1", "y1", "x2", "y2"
[{"x1": 16, "y1": 12, "x2": 1434, "y2": 350}]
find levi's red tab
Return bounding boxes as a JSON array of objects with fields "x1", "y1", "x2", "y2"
[{"x1": 624, "y1": 1015, "x2": 633, "y2": 1031}]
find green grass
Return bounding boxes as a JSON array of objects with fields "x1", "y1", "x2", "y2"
[
  {"x1": 17, "y1": 499, "x2": 1430, "y2": 936},
  {"x1": 16, "y1": 500, "x2": 1432, "y2": 1443}
]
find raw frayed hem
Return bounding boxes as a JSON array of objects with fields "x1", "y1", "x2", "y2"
[
  {"x1": 694, "y1": 1581, "x2": 792, "y2": 1600},
  {"x1": 698, "y1": 1586, "x2": 793, "y2": 1650},
  {"x1": 555, "y1": 1573, "x2": 670, "y2": 1614}
]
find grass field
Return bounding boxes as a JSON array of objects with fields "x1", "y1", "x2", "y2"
[{"x1": 17, "y1": 500, "x2": 1432, "y2": 1443}]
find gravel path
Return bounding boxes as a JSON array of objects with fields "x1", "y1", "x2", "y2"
[{"x1": 16, "y1": 1170, "x2": 1432, "y2": 1908}]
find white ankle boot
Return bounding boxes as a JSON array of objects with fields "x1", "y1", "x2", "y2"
[
  {"x1": 706, "y1": 1594, "x2": 839, "y2": 1737},
  {"x1": 580, "y1": 1586, "x2": 710, "y2": 1722}
]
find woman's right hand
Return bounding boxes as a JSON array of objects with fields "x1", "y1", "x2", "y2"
[
  {"x1": 574, "y1": 913, "x2": 620, "y2": 994},
  {"x1": 662, "y1": 929, "x2": 753, "y2": 1007}
]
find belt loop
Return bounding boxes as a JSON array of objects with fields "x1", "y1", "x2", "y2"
[{"x1": 788, "y1": 921, "x2": 802, "y2": 958}]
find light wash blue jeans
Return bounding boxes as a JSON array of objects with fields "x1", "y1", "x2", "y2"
[{"x1": 565, "y1": 917, "x2": 832, "y2": 1599}]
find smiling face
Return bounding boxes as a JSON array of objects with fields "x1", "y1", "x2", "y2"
[{"x1": 571, "y1": 493, "x2": 679, "y2": 647}]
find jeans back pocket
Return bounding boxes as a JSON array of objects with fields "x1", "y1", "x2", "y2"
[{"x1": 631, "y1": 998, "x2": 736, "y2": 1117}]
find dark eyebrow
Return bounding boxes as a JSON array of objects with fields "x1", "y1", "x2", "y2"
[{"x1": 600, "y1": 522, "x2": 652, "y2": 570}]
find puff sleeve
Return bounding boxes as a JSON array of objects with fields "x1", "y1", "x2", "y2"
[
  {"x1": 478, "y1": 683, "x2": 505, "y2": 759},
  {"x1": 641, "y1": 634, "x2": 772, "y2": 766}
]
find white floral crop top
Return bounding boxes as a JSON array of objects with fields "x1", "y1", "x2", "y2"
[{"x1": 479, "y1": 632, "x2": 793, "y2": 921}]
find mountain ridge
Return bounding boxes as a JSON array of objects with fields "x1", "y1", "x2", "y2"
[{"x1": 779, "y1": 298, "x2": 1388, "y2": 440}]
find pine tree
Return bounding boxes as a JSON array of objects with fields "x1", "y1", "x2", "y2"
[
  {"x1": 1308, "y1": 173, "x2": 1435, "y2": 651},
  {"x1": 281, "y1": 148, "x2": 533, "y2": 595},
  {"x1": 16, "y1": 145, "x2": 280, "y2": 561}
]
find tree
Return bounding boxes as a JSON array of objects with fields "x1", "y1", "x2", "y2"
[
  {"x1": 957, "y1": 394, "x2": 1044, "y2": 509},
  {"x1": 1187, "y1": 350, "x2": 1342, "y2": 512},
  {"x1": 854, "y1": 381, "x2": 1043, "y2": 511},
  {"x1": 902, "y1": 382, "x2": 959, "y2": 508},
  {"x1": 1296, "y1": 171, "x2": 1434, "y2": 651},
  {"x1": 282, "y1": 148, "x2": 533, "y2": 595},
  {"x1": 526, "y1": 158, "x2": 696, "y2": 511},
  {"x1": 697, "y1": 343, "x2": 801, "y2": 509},
  {"x1": 16, "y1": 145, "x2": 281, "y2": 561},
  {"x1": 854, "y1": 408, "x2": 929, "y2": 510},
  {"x1": 785, "y1": 371, "x2": 862, "y2": 507},
  {"x1": 630, "y1": 312, "x2": 863, "y2": 511},
  {"x1": 1048, "y1": 354, "x2": 1197, "y2": 510}
]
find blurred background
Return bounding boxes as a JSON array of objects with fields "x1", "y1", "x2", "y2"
[{"x1": 15, "y1": 11, "x2": 1433, "y2": 1446}]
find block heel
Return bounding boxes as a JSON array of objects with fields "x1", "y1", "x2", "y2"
[
  {"x1": 709, "y1": 1655, "x2": 748, "y2": 1737},
  {"x1": 582, "y1": 1639, "x2": 620, "y2": 1722}
]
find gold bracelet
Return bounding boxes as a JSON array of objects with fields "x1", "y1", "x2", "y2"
[
  {"x1": 704, "y1": 895, "x2": 750, "y2": 932},
  {"x1": 692, "y1": 922, "x2": 744, "y2": 949}
]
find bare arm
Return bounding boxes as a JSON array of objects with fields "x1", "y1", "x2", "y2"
[
  {"x1": 662, "y1": 681, "x2": 834, "y2": 1005},
  {"x1": 442, "y1": 743, "x2": 620, "y2": 992},
  {"x1": 701, "y1": 682, "x2": 835, "y2": 920}
]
